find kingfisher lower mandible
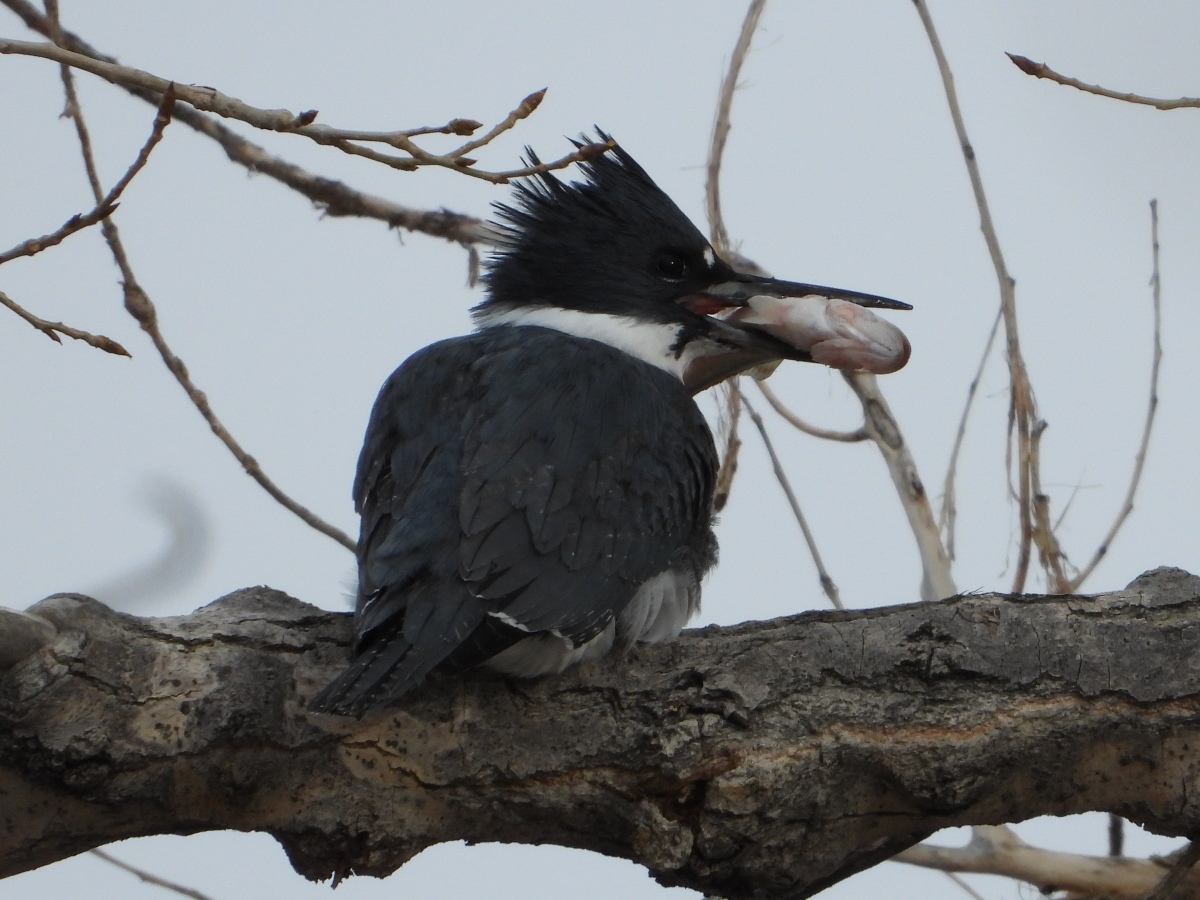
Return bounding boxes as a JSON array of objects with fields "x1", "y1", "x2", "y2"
[{"x1": 311, "y1": 132, "x2": 911, "y2": 716}]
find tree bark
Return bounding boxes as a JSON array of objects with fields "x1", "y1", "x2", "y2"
[{"x1": 2, "y1": 567, "x2": 1199, "y2": 899}]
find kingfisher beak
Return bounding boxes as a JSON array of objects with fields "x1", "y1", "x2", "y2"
[
  {"x1": 703, "y1": 272, "x2": 912, "y2": 311},
  {"x1": 676, "y1": 270, "x2": 911, "y2": 394},
  {"x1": 675, "y1": 288, "x2": 810, "y2": 393}
]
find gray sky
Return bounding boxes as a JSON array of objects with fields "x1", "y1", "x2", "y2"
[{"x1": 1, "y1": 2, "x2": 1197, "y2": 898}]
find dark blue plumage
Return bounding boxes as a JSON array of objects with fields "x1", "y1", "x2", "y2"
[
  {"x1": 312, "y1": 134, "x2": 905, "y2": 715},
  {"x1": 313, "y1": 326, "x2": 716, "y2": 714}
]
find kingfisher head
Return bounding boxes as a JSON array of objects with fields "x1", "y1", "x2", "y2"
[{"x1": 475, "y1": 132, "x2": 909, "y2": 391}]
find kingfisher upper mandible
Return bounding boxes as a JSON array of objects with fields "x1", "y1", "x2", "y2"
[{"x1": 311, "y1": 133, "x2": 910, "y2": 715}]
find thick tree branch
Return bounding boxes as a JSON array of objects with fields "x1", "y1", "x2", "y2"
[{"x1": 3, "y1": 568, "x2": 1200, "y2": 898}]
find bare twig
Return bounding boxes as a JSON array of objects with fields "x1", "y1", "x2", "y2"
[
  {"x1": 1068, "y1": 200, "x2": 1163, "y2": 592},
  {"x1": 842, "y1": 371, "x2": 956, "y2": 601},
  {"x1": 707, "y1": 0, "x2": 767, "y2": 254},
  {"x1": 704, "y1": 0, "x2": 768, "y2": 510},
  {"x1": 1008, "y1": 53, "x2": 1200, "y2": 111},
  {"x1": 894, "y1": 825, "x2": 1182, "y2": 899},
  {"x1": 0, "y1": 79, "x2": 172, "y2": 267},
  {"x1": 134, "y1": 310, "x2": 357, "y2": 552},
  {"x1": 302, "y1": 117, "x2": 483, "y2": 144},
  {"x1": 939, "y1": 306, "x2": 1001, "y2": 561},
  {"x1": 0, "y1": 289, "x2": 129, "y2": 355},
  {"x1": 713, "y1": 380, "x2": 743, "y2": 512},
  {"x1": 912, "y1": 0, "x2": 1050, "y2": 593},
  {"x1": 1, "y1": 0, "x2": 498, "y2": 246},
  {"x1": 184, "y1": 114, "x2": 502, "y2": 243},
  {"x1": 89, "y1": 849, "x2": 217, "y2": 900},
  {"x1": 447, "y1": 88, "x2": 545, "y2": 158},
  {"x1": 303, "y1": 122, "x2": 610, "y2": 183},
  {"x1": 737, "y1": 386, "x2": 843, "y2": 610},
  {"x1": 1029, "y1": 418, "x2": 1070, "y2": 592},
  {"x1": 708, "y1": 2, "x2": 958, "y2": 609},
  {"x1": 0, "y1": 37, "x2": 606, "y2": 184},
  {"x1": 756, "y1": 380, "x2": 868, "y2": 443},
  {"x1": 0, "y1": 200, "x2": 116, "y2": 265},
  {"x1": 705, "y1": 0, "x2": 950, "y2": 608},
  {"x1": 43, "y1": 9, "x2": 356, "y2": 554}
]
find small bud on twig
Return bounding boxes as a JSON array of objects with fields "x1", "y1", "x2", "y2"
[
  {"x1": 448, "y1": 118, "x2": 482, "y2": 136},
  {"x1": 1006, "y1": 53, "x2": 1042, "y2": 77},
  {"x1": 516, "y1": 88, "x2": 547, "y2": 119}
]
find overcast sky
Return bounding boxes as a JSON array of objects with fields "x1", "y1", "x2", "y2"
[{"x1": 2, "y1": 2, "x2": 1198, "y2": 899}]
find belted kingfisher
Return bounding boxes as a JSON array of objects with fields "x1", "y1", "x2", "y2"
[{"x1": 312, "y1": 134, "x2": 908, "y2": 716}]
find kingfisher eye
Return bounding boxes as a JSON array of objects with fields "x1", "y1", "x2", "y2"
[{"x1": 655, "y1": 252, "x2": 688, "y2": 281}]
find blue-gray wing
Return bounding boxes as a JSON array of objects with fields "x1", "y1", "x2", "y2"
[
  {"x1": 457, "y1": 328, "x2": 717, "y2": 646},
  {"x1": 310, "y1": 325, "x2": 716, "y2": 715},
  {"x1": 311, "y1": 334, "x2": 485, "y2": 714}
]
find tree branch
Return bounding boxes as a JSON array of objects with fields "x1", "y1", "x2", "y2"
[
  {"x1": 938, "y1": 306, "x2": 1001, "y2": 562},
  {"x1": 737, "y1": 385, "x2": 843, "y2": 609},
  {"x1": 842, "y1": 371, "x2": 956, "y2": 601},
  {"x1": 706, "y1": 0, "x2": 766, "y2": 254},
  {"x1": 0, "y1": 70, "x2": 171, "y2": 357},
  {"x1": 39, "y1": 16, "x2": 356, "y2": 554},
  {"x1": 0, "y1": 37, "x2": 607, "y2": 184},
  {"x1": 705, "y1": 0, "x2": 768, "y2": 516},
  {"x1": 0, "y1": 0, "x2": 502, "y2": 245},
  {"x1": 1145, "y1": 840, "x2": 1200, "y2": 900},
  {"x1": 3, "y1": 567, "x2": 1200, "y2": 899},
  {"x1": 756, "y1": 380, "x2": 868, "y2": 443},
  {"x1": 894, "y1": 824, "x2": 1186, "y2": 898},
  {"x1": 912, "y1": 0, "x2": 1050, "y2": 593},
  {"x1": 712, "y1": 380, "x2": 743, "y2": 513},
  {"x1": 1068, "y1": 199, "x2": 1163, "y2": 592}
]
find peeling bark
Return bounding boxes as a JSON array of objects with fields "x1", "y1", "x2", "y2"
[{"x1": 2, "y1": 567, "x2": 1200, "y2": 899}]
